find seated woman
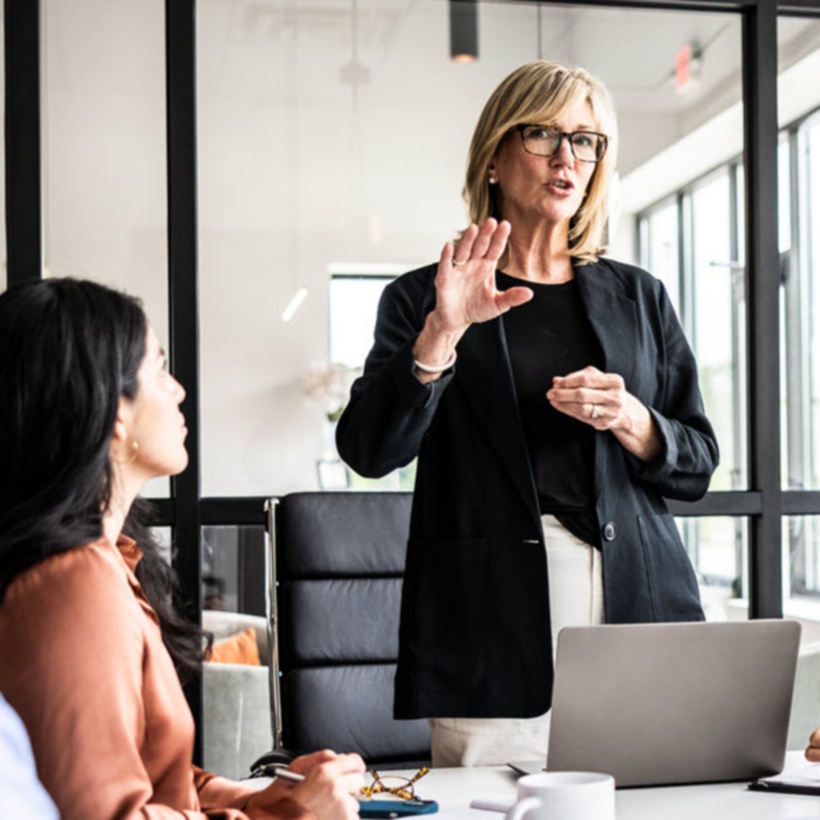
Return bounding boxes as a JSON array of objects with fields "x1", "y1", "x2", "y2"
[{"x1": 0, "y1": 278, "x2": 365, "y2": 819}]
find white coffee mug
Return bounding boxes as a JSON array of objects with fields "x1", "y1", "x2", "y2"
[{"x1": 504, "y1": 771, "x2": 615, "y2": 820}]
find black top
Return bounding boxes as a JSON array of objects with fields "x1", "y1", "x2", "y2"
[{"x1": 498, "y1": 271, "x2": 604, "y2": 547}]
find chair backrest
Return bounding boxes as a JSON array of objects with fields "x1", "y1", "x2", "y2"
[{"x1": 267, "y1": 491, "x2": 431, "y2": 767}]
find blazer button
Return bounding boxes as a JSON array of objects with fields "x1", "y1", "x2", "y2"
[{"x1": 602, "y1": 522, "x2": 617, "y2": 541}]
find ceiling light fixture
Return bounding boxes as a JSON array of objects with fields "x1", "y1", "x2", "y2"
[
  {"x1": 281, "y1": 287, "x2": 309, "y2": 323},
  {"x1": 450, "y1": 0, "x2": 478, "y2": 63}
]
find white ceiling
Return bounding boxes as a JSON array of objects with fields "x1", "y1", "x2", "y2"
[
  {"x1": 42, "y1": 1, "x2": 820, "y2": 174},
  {"x1": 196, "y1": 2, "x2": 820, "y2": 110},
  {"x1": 193, "y1": 1, "x2": 820, "y2": 172}
]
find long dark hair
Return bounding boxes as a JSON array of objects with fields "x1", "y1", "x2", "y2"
[{"x1": 0, "y1": 278, "x2": 207, "y2": 681}]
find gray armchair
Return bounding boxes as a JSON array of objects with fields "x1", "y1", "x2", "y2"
[{"x1": 202, "y1": 610, "x2": 272, "y2": 780}]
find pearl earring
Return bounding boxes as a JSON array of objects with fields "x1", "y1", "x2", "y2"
[{"x1": 488, "y1": 175, "x2": 497, "y2": 185}]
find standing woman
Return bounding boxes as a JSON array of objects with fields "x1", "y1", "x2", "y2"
[
  {"x1": 336, "y1": 60, "x2": 719, "y2": 767},
  {"x1": 0, "y1": 279, "x2": 365, "y2": 819}
]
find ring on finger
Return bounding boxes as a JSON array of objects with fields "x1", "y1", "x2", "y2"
[
  {"x1": 452, "y1": 257, "x2": 468, "y2": 267},
  {"x1": 589, "y1": 403, "x2": 600, "y2": 420}
]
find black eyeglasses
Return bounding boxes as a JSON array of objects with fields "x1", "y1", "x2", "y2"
[
  {"x1": 514, "y1": 124, "x2": 608, "y2": 164},
  {"x1": 360, "y1": 767, "x2": 430, "y2": 801}
]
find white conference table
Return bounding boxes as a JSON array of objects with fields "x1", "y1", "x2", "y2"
[{"x1": 396, "y1": 751, "x2": 820, "y2": 820}]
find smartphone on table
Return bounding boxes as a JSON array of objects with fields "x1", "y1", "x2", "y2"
[{"x1": 358, "y1": 798, "x2": 439, "y2": 818}]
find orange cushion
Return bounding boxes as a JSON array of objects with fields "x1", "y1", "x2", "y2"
[{"x1": 207, "y1": 626, "x2": 261, "y2": 666}]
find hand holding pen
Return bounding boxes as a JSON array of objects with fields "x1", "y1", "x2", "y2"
[{"x1": 245, "y1": 750, "x2": 366, "y2": 820}]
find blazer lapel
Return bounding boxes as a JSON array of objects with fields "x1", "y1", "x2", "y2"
[
  {"x1": 575, "y1": 264, "x2": 638, "y2": 389},
  {"x1": 456, "y1": 317, "x2": 542, "y2": 531}
]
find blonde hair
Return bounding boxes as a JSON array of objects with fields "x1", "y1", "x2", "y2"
[{"x1": 464, "y1": 60, "x2": 618, "y2": 265}]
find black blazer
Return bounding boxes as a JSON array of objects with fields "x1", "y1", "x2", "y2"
[{"x1": 337, "y1": 258, "x2": 719, "y2": 720}]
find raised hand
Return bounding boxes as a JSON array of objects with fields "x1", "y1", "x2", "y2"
[
  {"x1": 413, "y1": 218, "x2": 532, "y2": 381},
  {"x1": 433, "y1": 218, "x2": 533, "y2": 334}
]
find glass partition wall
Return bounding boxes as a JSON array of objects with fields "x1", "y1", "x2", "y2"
[
  {"x1": 197, "y1": 0, "x2": 747, "y2": 621},
  {"x1": 41, "y1": 0, "x2": 170, "y2": 499},
  {"x1": 4, "y1": 0, "x2": 807, "y2": 769},
  {"x1": 197, "y1": 1, "x2": 747, "y2": 499}
]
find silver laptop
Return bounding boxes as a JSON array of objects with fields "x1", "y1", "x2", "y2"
[{"x1": 517, "y1": 619, "x2": 801, "y2": 788}]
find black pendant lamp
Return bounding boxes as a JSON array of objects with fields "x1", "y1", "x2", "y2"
[{"x1": 450, "y1": 0, "x2": 478, "y2": 63}]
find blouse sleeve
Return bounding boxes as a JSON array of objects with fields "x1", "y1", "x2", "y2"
[
  {"x1": 194, "y1": 768, "x2": 315, "y2": 820},
  {"x1": 0, "y1": 546, "x2": 279, "y2": 820},
  {"x1": 336, "y1": 269, "x2": 455, "y2": 478}
]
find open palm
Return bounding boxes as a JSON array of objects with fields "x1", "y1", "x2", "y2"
[{"x1": 434, "y1": 218, "x2": 533, "y2": 334}]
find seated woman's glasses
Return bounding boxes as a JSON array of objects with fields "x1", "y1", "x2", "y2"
[{"x1": 360, "y1": 767, "x2": 430, "y2": 801}]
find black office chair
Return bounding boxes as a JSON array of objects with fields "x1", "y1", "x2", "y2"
[{"x1": 251, "y1": 491, "x2": 431, "y2": 774}]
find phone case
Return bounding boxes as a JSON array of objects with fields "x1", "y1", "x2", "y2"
[{"x1": 358, "y1": 799, "x2": 439, "y2": 817}]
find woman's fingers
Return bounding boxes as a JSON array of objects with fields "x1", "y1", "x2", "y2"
[
  {"x1": 289, "y1": 749, "x2": 338, "y2": 773},
  {"x1": 554, "y1": 366, "x2": 615, "y2": 389},
  {"x1": 439, "y1": 241, "x2": 455, "y2": 275},
  {"x1": 547, "y1": 368, "x2": 627, "y2": 427},
  {"x1": 449, "y1": 218, "x2": 509, "y2": 268},
  {"x1": 433, "y1": 217, "x2": 520, "y2": 331},
  {"x1": 497, "y1": 286, "x2": 533, "y2": 313},
  {"x1": 282, "y1": 753, "x2": 366, "y2": 820},
  {"x1": 469, "y1": 218, "x2": 499, "y2": 260},
  {"x1": 452, "y1": 223, "x2": 480, "y2": 264},
  {"x1": 485, "y1": 219, "x2": 511, "y2": 261}
]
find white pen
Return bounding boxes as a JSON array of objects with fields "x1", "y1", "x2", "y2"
[
  {"x1": 275, "y1": 768, "x2": 378, "y2": 805},
  {"x1": 469, "y1": 799, "x2": 512, "y2": 813}
]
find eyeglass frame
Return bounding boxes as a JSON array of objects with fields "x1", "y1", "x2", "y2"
[
  {"x1": 360, "y1": 766, "x2": 430, "y2": 801},
  {"x1": 512, "y1": 123, "x2": 609, "y2": 164}
]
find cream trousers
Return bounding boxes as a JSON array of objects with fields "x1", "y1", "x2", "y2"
[{"x1": 428, "y1": 515, "x2": 604, "y2": 767}]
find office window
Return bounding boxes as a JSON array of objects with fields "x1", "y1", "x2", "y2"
[
  {"x1": 783, "y1": 115, "x2": 820, "y2": 490},
  {"x1": 327, "y1": 271, "x2": 417, "y2": 491},
  {"x1": 783, "y1": 113, "x2": 820, "y2": 491},
  {"x1": 329, "y1": 273, "x2": 396, "y2": 369},
  {"x1": 782, "y1": 112, "x2": 820, "y2": 605},
  {"x1": 691, "y1": 170, "x2": 747, "y2": 492},
  {"x1": 639, "y1": 169, "x2": 750, "y2": 614},
  {"x1": 639, "y1": 199, "x2": 681, "y2": 315},
  {"x1": 785, "y1": 516, "x2": 820, "y2": 645},
  {"x1": 638, "y1": 96, "x2": 820, "y2": 623},
  {"x1": 679, "y1": 516, "x2": 749, "y2": 621},
  {"x1": 639, "y1": 168, "x2": 747, "y2": 494}
]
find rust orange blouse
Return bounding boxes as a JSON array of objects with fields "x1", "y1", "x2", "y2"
[{"x1": 0, "y1": 535, "x2": 301, "y2": 819}]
